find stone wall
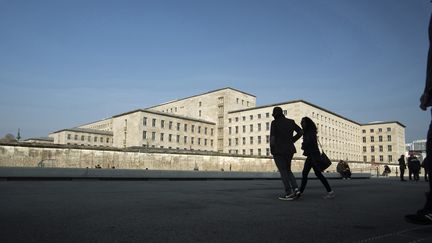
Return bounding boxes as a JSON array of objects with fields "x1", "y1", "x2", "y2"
[{"x1": 0, "y1": 144, "x2": 399, "y2": 176}]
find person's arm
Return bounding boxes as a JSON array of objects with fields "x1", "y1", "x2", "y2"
[
  {"x1": 292, "y1": 122, "x2": 303, "y2": 143},
  {"x1": 421, "y1": 14, "x2": 432, "y2": 110},
  {"x1": 270, "y1": 121, "x2": 276, "y2": 153}
]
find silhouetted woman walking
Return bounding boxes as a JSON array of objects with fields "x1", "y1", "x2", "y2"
[{"x1": 298, "y1": 117, "x2": 335, "y2": 199}]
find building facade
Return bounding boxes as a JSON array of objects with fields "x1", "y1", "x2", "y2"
[{"x1": 48, "y1": 87, "x2": 406, "y2": 163}]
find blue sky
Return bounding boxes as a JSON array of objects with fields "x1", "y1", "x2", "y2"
[{"x1": 0, "y1": 0, "x2": 430, "y2": 142}]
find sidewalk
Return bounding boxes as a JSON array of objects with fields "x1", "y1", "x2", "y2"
[{"x1": 0, "y1": 178, "x2": 430, "y2": 242}]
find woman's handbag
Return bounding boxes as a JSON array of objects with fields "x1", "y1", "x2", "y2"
[{"x1": 316, "y1": 139, "x2": 332, "y2": 172}]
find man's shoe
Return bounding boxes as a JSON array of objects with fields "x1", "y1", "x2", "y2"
[
  {"x1": 278, "y1": 193, "x2": 297, "y2": 201},
  {"x1": 323, "y1": 191, "x2": 335, "y2": 199},
  {"x1": 405, "y1": 213, "x2": 432, "y2": 225}
]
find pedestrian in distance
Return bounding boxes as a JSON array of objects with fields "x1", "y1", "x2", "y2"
[
  {"x1": 297, "y1": 117, "x2": 335, "y2": 200},
  {"x1": 337, "y1": 160, "x2": 351, "y2": 180},
  {"x1": 422, "y1": 159, "x2": 429, "y2": 182},
  {"x1": 408, "y1": 154, "x2": 414, "y2": 181},
  {"x1": 405, "y1": 13, "x2": 432, "y2": 225},
  {"x1": 398, "y1": 155, "x2": 406, "y2": 181},
  {"x1": 270, "y1": 106, "x2": 303, "y2": 201}
]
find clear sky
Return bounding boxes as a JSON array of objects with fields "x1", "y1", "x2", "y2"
[{"x1": 0, "y1": 0, "x2": 431, "y2": 143}]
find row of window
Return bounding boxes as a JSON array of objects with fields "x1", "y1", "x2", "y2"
[
  {"x1": 229, "y1": 148, "x2": 270, "y2": 156},
  {"x1": 363, "y1": 145, "x2": 392, "y2": 153},
  {"x1": 228, "y1": 136, "x2": 269, "y2": 146},
  {"x1": 229, "y1": 112, "x2": 273, "y2": 123},
  {"x1": 144, "y1": 145, "x2": 212, "y2": 152},
  {"x1": 143, "y1": 131, "x2": 214, "y2": 147},
  {"x1": 228, "y1": 123, "x2": 270, "y2": 134},
  {"x1": 362, "y1": 128, "x2": 392, "y2": 133},
  {"x1": 363, "y1": 155, "x2": 393, "y2": 163},
  {"x1": 362, "y1": 135, "x2": 392, "y2": 143},
  {"x1": 311, "y1": 112, "x2": 358, "y2": 132},
  {"x1": 66, "y1": 134, "x2": 111, "y2": 143},
  {"x1": 143, "y1": 117, "x2": 214, "y2": 135},
  {"x1": 66, "y1": 143, "x2": 110, "y2": 147},
  {"x1": 235, "y1": 98, "x2": 252, "y2": 107}
]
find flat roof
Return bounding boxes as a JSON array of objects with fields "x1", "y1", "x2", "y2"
[
  {"x1": 228, "y1": 99, "x2": 361, "y2": 125},
  {"x1": 361, "y1": 121, "x2": 406, "y2": 128},
  {"x1": 146, "y1": 87, "x2": 256, "y2": 109},
  {"x1": 112, "y1": 109, "x2": 216, "y2": 125},
  {"x1": 51, "y1": 128, "x2": 113, "y2": 136},
  {"x1": 24, "y1": 137, "x2": 54, "y2": 142}
]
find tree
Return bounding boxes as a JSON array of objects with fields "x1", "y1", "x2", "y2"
[{"x1": 0, "y1": 134, "x2": 18, "y2": 143}]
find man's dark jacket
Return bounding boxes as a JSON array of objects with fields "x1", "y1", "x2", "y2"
[{"x1": 270, "y1": 116, "x2": 303, "y2": 155}]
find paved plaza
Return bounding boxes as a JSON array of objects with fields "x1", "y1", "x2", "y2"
[{"x1": 0, "y1": 177, "x2": 431, "y2": 243}]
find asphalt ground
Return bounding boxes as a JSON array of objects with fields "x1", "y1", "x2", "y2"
[{"x1": 0, "y1": 178, "x2": 431, "y2": 243}]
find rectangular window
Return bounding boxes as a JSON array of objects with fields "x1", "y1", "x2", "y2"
[
  {"x1": 191, "y1": 137, "x2": 194, "y2": 144},
  {"x1": 243, "y1": 149, "x2": 246, "y2": 155},
  {"x1": 235, "y1": 138, "x2": 238, "y2": 145},
  {"x1": 378, "y1": 128, "x2": 382, "y2": 132},
  {"x1": 67, "y1": 134, "x2": 71, "y2": 139},
  {"x1": 371, "y1": 146, "x2": 375, "y2": 152},
  {"x1": 258, "y1": 123, "x2": 261, "y2": 131},
  {"x1": 143, "y1": 117, "x2": 148, "y2": 126},
  {"x1": 362, "y1": 137, "x2": 366, "y2": 143},
  {"x1": 387, "y1": 127, "x2": 391, "y2": 132},
  {"x1": 388, "y1": 155, "x2": 393, "y2": 162},
  {"x1": 266, "y1": 113, "x2": 270, "y2": 118},
  {"x1": 370, "y1": 129, "x2": 374, "y2": 133},
  {"x1": 379, "y1": 155, "x2": 384, "y2": 162},
  {"x1": 242, "y1": 116, "x2": 246, "y2": 121},
  {"x1": 143, "y1": 131, "x2": 147, "y2": 139},
  {"x1": 258, "y1": 136, "x2": 262, "y2": 144},
  {"x1": 266, "y1": 148, "x2": 270, "y2": 156},
  {"x1": 235, "y1": 126, "x2": 238, "y2": 134},
  {"x1": 94, "y1": 136, "x2": 97, "y2": 142},
  {"x1": 205, "y1": 139, "x2": 207, "y2": 146},
  {"x1": 211, "y1": 129, "x2": 214, "y2": 136},
  {"x1": 387, "y1": 135, "x2": 392, "y2": 142},
  {"x1": 161, "y1": 120, "x2": 165, "y2": 128},
  {"x1": 177, "y1": 123, "x2": 180, "y2": 131},
  {"x1": 184, "y1": 124, "x2": 187, "y2": 132},
  {"x1": 250, "y1": 149, "x2": 253, "y2": 155},
  {"x1": 229, "y1": 118, "x2": 232, "y2": 123},
  {"x1": 266, "y1": 135, "x2": 270, "y2": 144},
  {"x1": 229, "y1": 139, "x2": 232, "y2": 146},
  {"x1": 184, "y1": 136, "x2": 187, "y2": 144},
  {"x1": 370, "y1": 136, "x2": 374, "y2": 142},
  {"x1": 250, "y1": 115, "x2": 253, "y2": 120},
  {"x1": 192, "y1": 125, "x2": 195, "y2": 133},
  {"x1": 379, "y1": 136, "x2": 383, "y2": 142},
  {"x1": 242, "y1": 137, "x2": 246, "y2": 145},
  {"x1": 152, "y1": 119, "x2": 156, "y2": 127},
  {"x1": 160, "y1": 133, "x2": 164, "y2": 142},
  {"x1": 198, "y1": 138, "x2": 201, "y2": 145},
  {"x1": 258, "y1": 149, "x2": 262, "y2": 156},
  {"x1": 152, "y1": 132, "x2": 156, "y2": 141},
  {"x1": 371, "y1": 155, "x2": 375, "y2": 162},
  {"x1": 363, "y1": 156, "x2": 367, "y2": 162},
  {"x1": 169, "y1": 134, "x2": 172, "y2": 142},
  {"x1": 250, "y1": 124, "x2": 253, "y2": 132},
  {"x1": 176, "y1": 135, "x2": 180, "y2": 142},
  {"x1": 363, "y1": 146, "x2": 366, "y2": 152},
  {"x1": 242, "y1": 125, "x2": 246, "y2": 133},
  {"x1": 266, "y1": 122, "x2": 270, "y2": 131},
  {"x1": 250, "y1": 136, "x2": 253, "y2": 145},
  {"x1": 362, "y1": 129, "x2": 366, "y2": 133},
  {"x1": 169, "y1": 121, "x2": 173, "y2": 130},
  {"x1": 258, "y1": 114, "x2": 261, "y2": 119},
  {"x1": 229, "y1": 127, "x2": 232, "y2": 135},
  {"x1": 388, "y1": 145, "x2": 392, "y2": 152},
  {"x1": 205, "y1": 127, "x2": 208, "y2": 135},
  {"x1": 379, "y1": 145, "x2": 383, "y2": 152},
  {"x1": 81, "y1": 135, "x2": 85, "y2": 141}
]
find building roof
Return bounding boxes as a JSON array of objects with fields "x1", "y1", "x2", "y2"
[
  {"x1": 24, "y1": 137, "x2": 54, "y2": 142},
  {"x1": 360, "y1": 121, "x2": 406, "y2": 128},
  {"x1": 112, "y1": 109, "x2": 216, "y2": 125},
  {"x1": 228, "y1": 99, "x2": 406, "y2": 128},
  {"x1": 51, "y1": 128, "x2": 113, "y2": 136},
  {"x1": 146, "y1": 87, "x2": 256, "y2": 109},
  {"x1": 228, "y1": 99, "x2": 361, "y2": 125}
]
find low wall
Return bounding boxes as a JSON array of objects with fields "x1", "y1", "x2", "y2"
[{"x1": 0, "y1": 144, "x2": 398, "y2": 175}]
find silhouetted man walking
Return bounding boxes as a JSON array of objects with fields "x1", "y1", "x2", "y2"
[
  {"x1": 406, "y1": 13, "x2": 432, "y2": 224},
  {"x1": 270, "y1": 107, "x2": 303, "y2": 201}
]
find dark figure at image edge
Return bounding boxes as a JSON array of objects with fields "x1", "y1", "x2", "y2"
[
  {"x1": 270, "y1": 107, "x2": 303, "y2": 201},
  {"x1": 297, "y1": 117, "x2": 335, "y2": 199},
  {"x1": 398, "y1": 155, "x2": 407, "y2": 181},
  {"x1": 405, "y1": 13, "x2": 432, "y2": 225}
]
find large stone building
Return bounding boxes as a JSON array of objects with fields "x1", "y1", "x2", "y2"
[{"x1": 49, "y1": 87, "x2": 405, "y2": 163}]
